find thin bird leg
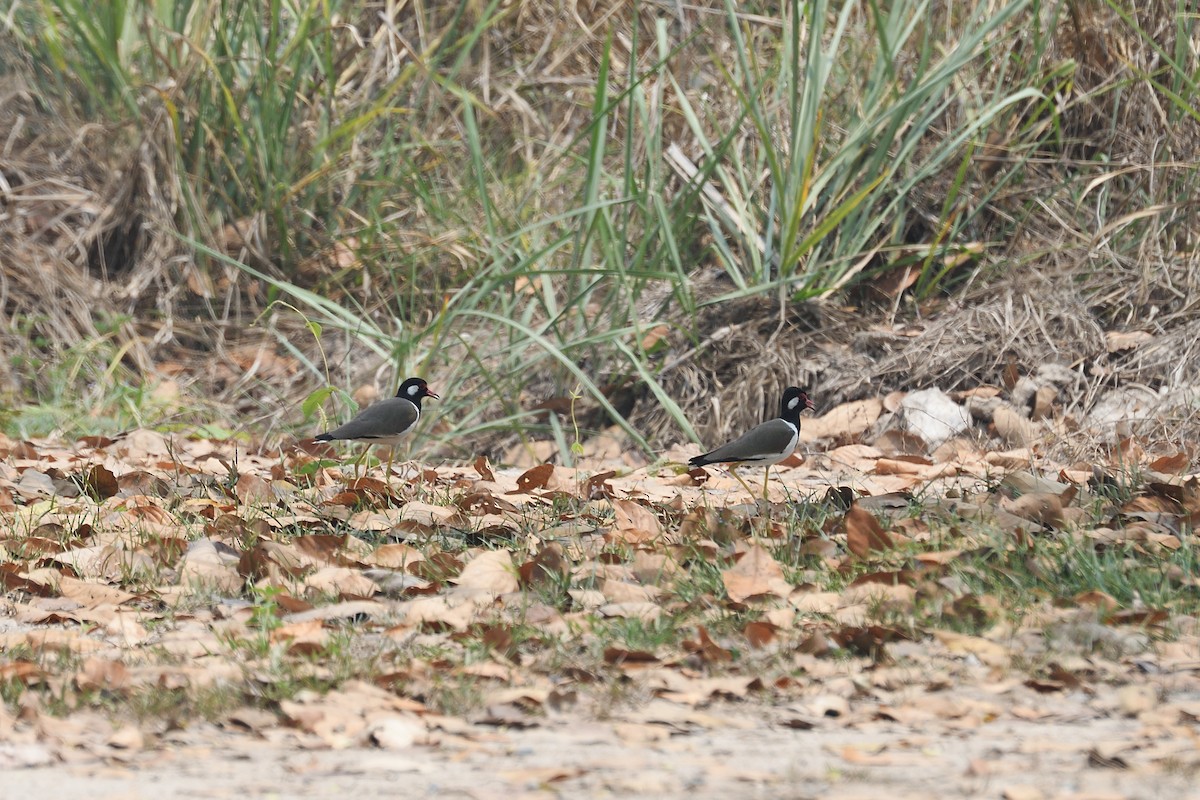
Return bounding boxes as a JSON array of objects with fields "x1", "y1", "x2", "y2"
[
  {"x1": 728, "y1": 465, "x2": 757, "y2": 500},
  {"x1": 751, "y1": 466, "x2": 777, "y2": 538},
  {"x1": 385, "y1": 448, "x2": 396, "y2": 483},
  {"x1": 351, "y1": 447, "x2": 369, "y2": 481}
]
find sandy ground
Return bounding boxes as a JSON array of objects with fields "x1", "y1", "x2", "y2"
[{"x1": 4, "y1": 696, "x2": 1199, "y2": 800}]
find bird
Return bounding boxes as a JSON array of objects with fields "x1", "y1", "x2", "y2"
[
  {"x1": 688, "y1": 387, "x2": 815, "y2": 500},
  {"x1": 315, "y1": 377, "x2": 439, "y2": 480}
]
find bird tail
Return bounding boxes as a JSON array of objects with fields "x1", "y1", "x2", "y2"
[{"x1": 314, "y1": 433, "x2": 334, "y2": 442}]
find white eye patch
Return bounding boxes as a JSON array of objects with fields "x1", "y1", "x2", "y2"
[
  {"x1": 407, "y1": 384, "x2": 421, "y2": 396},
  {"x1": 787, "y1": 396, "x2": 800, "y2": 410}
]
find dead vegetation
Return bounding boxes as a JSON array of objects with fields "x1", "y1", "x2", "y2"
[
  {"x1": 0, "y1": 0, "x2": 1197, "y2": 455},
  {"x1": 2, "y1": 418, "x2": 1200, "y2": 792},
  {"x1": 627, "y1": 0, "x2": 1199, "y2": 444}
]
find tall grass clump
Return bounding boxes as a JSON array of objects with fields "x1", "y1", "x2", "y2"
[
  {"x1": 7, "y1": 0, "x2": 430, "y2": 270},
  {"x1": 3, "y1": 0, "x2": 1196, "y2": 452},
  {"x1": 183, "y1": 0, "x2": 1052, "y2": 456}
]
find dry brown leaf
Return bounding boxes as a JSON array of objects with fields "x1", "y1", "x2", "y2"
[
  {"x1": 366, "y1": 543, "x2": 426, "y2": 569},
  {"x1": 519, "y1": 543, "x2": 570, "y2": 590},
  {"x1": 238, "y1": 541, "x2": 308, "y2": 584},
  {"x1": 514, "y1": 463, "x2": 554, "y2": 493},
  {"x1": 410, "y1": 551, "x2": 463, "y2": 582},
  {"x1": 303, "y1": 566, "x2": 378, "y2": 599},
  {"x1": 1075, "y1": 590, "x2": 1120, "y2": 613},
  {"x1": 1002, "y1": 493, "x2": 1065, "y2": 527},
  {"x1": 83, "y1": 465, "x2": 119, "y2": 500},
  {"x1": 11, "y1": 605, "x2": 81, "y2": 626},
  {"x1": 1146, "y1": 531, "x2": 1182, "y2": 551},
  {"x1": 598, "y1": 601, "x2": 662, "y2": 622},
  {"x1": 827, "y1": 444, "x2": 882, "y2": 473},
  {"x1": 275, "y1": 594, "x2": 315, "y2": 613},
  {"x1": 57, "y1": 575, "x2": 136, "y2": 607},
  {"x1": 500, "y1": 766, "x2": 587, "y2": 786},
  {"x1": 235, "y1": 472, "x2": 274, "y2": 505},
  {"x1": 345, "y1": 475, "x2": 397, "y2": 497},
  {"x1": 871, "y1": 263, "x2": 920, "y2": 298},
  {"x1": 603, "y1": 647, "x2": 659, "y2": 667},
  {"x1": 120, "y1": 429, "x2": 170, "y2": 459},
  {"x1": 933, "y1": 630, "x2": 1010, "y2": 666},
  {"x1": 398, "y1": 501, "x2": 461, "y2": 526},
  {"x1": 801, "y1": 399, "x2": 884, "y2": 442},
  {"x1": 914, "y1": 549, "x2": 963, "y2": 565},
  {"x1": 0, "y1": 564, "x2": 55, "y2": 597},
  {"x1": 457, "y1": 491, "x2": 520, "y2": 516},
  {"x1": 829, "y1": 624, "x2": 909, "y2": 656},
  {"x1": 78, "y1": 434, "x2": 115, "y2": 448},
  {"x1": 638, "y1": 323, "x2": 671, "y2": 351},
  {"x1": 844, "y1": 505, "x2": 895, "y2": 558},
  {"x1": 101, "y1": 610, "x2": 151, "y2": 645},
  {"x1": 368, "y1": 715, "x2": 427, "y2": 750},
  {"x1": 123, "y1": 502, "x2": 176, "y2": 527},
  {"x1": 872, "y1": 429, "x2": 930, "y2": 458},
  {"x1": 470, "y1": 624, "x2": 514, "y2": 659},
  {"x1": 452, "y1": 549, "x2": 519, "y2": 594},
  {"x1": 1106, "y1": 606, "x2": 1169, "y2": 626},
  {"x1": 271, "y1": 619, "x2": 329, "y2": 655},
  {"x1": 222, "y1": 706, "x2": 279, "y2": 733},
  {"x1": 585, "y1": 470, "x2": 617, "y2": 499},
  {"x1": 1025, "y1": 676, "x2": 1069, "y2": 694},
  {"x1": 76, "y1": 657, "x2": 131, "y2": 691},
  {"x1": 277, "y1": 696, "x2": 368, "y2": 747},
  {"x1": 682, "y1": 627, "x2": 732, "y2": 664},
  {"x1": 873, "y1": 456, "x2": 934, "y2": 476},
  {"x1": 0, "y1": 660, "x2": 46, "y2": 685},
  {"x1": 402, "y1": 594, "x2": 480, "y2": 631},
  {"x1": 744, "y1": 621, "x2": 778, "y2": 648},
  {"x1": 610, "y1": 498, "x2": 663, "y2": 542},
  {"x1": 1148, "y1": 452, "x2": 1189, "y2": 473},
  {"x1": 721, "y1": 545, "x2": 792, "y2": 603},
  {"x1": 1176, "y1": 476, "x2": 1200, "y2": 512},
  {"x1": 292, "y1": 534, "x2": 347, "y2": 564},
  {"x1": 473, "y1": 454, "x2": 496, "y2": 482},
  {"x1": 835, "y1": 744, "x2": 899, "y2": 766}
]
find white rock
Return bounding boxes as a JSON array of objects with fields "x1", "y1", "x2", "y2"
[{"x1": 898, "y1": 388, "x2": 972, "y2": 447}]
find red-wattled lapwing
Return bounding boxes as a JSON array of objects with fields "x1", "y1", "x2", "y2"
[
  {"x1": 689, "y1": 387, "x2": 816, "y2": 500},
  {"x1": 315, "y1": 377, "x2": 439, "y2": 479}
]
